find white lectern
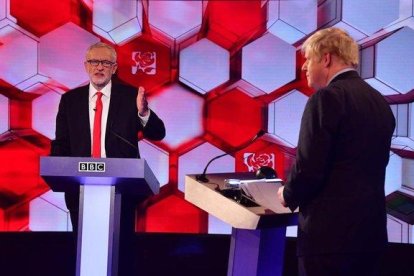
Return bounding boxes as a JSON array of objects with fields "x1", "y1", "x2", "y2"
[
  {"x1": 40, "y1": 156, "x2": 159, "y2": 276},
  {"x1": 185, "y1": 172, "x2": 297, "y2": 276}
]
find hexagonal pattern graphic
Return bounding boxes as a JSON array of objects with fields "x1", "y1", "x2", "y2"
[
  {"x1": 178, "y1": 142, "x2": 235, "y2": 192},
  {"x1": 205, "y1": 1, "x2": 266, "y2": 49},
  {"x1": 342, "y1": 0, "x2": 399, "y2": 35},
  {"x1": 385, "y1": 153, "x2": 403, "y2": 195},
  {"x1": 0, "y1": 25, "x2": 37, "y2": 85},
  {"x1": 39, "y1": 22, "x2": 100, "y2": 89},
  {"x1": 0, "y1": 94, "x2": 8, "y2": 134},
  {"x1": 318, "y1": 0, "x2": 400, "y2": 41},
  {"x1": 149, "y1": 1, "x2": 202, "y2": 41},
  {"x1": 267, "y1": 0, "x2": 317, "y2": 44},
  {"x1": 0, "y1": 139, "x2": 47, "y2": 198},
  {"x1": 10, "y1": 0, "x2": 85, "y2": 37},
  {"x1": 242, "y1": 33, "x2": 296, "y2": 93},
  {"x1": 268, "y1": 90, "x2": 308, "y2": 146},
  {"x1": 92, "y1": 0, "x2": 142, "y2": 44},
  {"x1": 117, "y1": 35, "x2": 171, "y2": 91},
  {"x1": 206, "y1": 88, "x2": 263, "y2": 148},
  {"x1": 139, "y1": 140, "x2": 169, "y2": 187},
  {"x1": 0, "y1": 1, "x2": 411, "y2": 242},
  {"x1": 32, "y1": 90, "x2": 61, "y2": 139},
  {"x1": 149, "y1": 83, "x2": 204, "y2": 150},
  {"x1": 179, "y1": 38, "x2": 229, "y2": 94},
  {"x1": 29, "y1": 190, "x2": 71, "y2": 231},
  {"x1": 375, "y1": 27, "x2": 414, "y2": 93},
  {"x1": 0, "y1": 0, "x2": 7, "y2": 21}
]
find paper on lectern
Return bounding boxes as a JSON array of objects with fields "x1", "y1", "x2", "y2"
[{"x1": 239, "y1": 179, "x2": 292, "y2": 214}]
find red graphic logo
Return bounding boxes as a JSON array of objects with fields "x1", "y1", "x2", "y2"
[
  {"x1": 244, "y1": 153, "x2": 275, "y2": 172},
  {"x1": 132, "y1": 51, "x2": 156, "y2": 75}
]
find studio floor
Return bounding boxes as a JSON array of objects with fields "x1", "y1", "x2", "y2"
[{"x1": 0, "y1": 232, "x2": 413, "y2": 276}]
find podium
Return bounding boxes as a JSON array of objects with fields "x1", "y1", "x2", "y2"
[
  {"x1": 40, "y1": 156, "x2": 159, "y2": 276},
  {"x1": 185, "y1": 173, "x2": 297, "y2": 276}
]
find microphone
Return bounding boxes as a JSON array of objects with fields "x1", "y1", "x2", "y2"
[
  {"x1": 196, "y1": 129, "x2": 266, "y2": 183},
  {"x1": 109, "y1": 128, "x2": 138, "y2": 151}
]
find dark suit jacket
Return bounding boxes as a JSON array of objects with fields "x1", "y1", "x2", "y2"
[
  {"x1": 51, "y1": 82, "x2": 165, "y2": 158},
  {"x1": 283, "y1": 71, "x2": 395, "y2": 256}
]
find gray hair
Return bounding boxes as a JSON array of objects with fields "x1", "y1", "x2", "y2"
[{"x1": 85, "y1": 42, "x2": 117, "y2": 62}]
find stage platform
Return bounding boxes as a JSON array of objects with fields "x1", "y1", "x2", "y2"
[{"x1": 0, "y1": 232, "x2": 412, "y2": 276}]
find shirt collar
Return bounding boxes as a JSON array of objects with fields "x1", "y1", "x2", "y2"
[{"x1": 89, "y1": 81, "x2": 112, "y2": 99}]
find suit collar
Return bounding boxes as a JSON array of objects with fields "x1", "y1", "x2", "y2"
[{"x1": 330, "y1": 70, "x2": 359, "y2": 84}]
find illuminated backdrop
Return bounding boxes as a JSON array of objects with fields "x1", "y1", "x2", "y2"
[{"x1": 0, "y1": 0, "x2": 413, "y2": 243}]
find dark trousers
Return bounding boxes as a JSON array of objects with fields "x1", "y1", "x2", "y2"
[{"x1": 298, "y1": 252, "x2": 383, "y2": 276}]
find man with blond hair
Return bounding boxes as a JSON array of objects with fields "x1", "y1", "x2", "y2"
[{"x1": 277, "y1": 28, "x2": 395, "y2": 275}]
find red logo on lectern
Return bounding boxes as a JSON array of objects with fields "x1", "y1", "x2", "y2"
[{"x1": 243, "y1": 153, "x2": 275, "y2": 172}]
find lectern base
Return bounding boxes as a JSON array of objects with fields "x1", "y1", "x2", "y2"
[{"x1": 227, "y1": 227, "x2": 287, "y2": 276}]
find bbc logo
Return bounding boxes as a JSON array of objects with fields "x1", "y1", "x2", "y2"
[{"x1": 78, "y1": 162, "x2": 106, "y2": 172}]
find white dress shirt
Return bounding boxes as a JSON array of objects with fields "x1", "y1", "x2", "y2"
[{"x1": 88, "y1": 81, "x2": 150, "y2": 157}]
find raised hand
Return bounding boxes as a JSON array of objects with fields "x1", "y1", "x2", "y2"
[{"x1": 137, "y1": 86, "x2": 149, "y2": 116}]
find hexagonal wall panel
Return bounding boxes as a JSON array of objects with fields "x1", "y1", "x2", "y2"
[
  {"x1": 389, "y1": 103, "x2": 413, "y2": 139},
  {"x1": 149, "y1": 84, "x2": 204, "y2": 150},
  {"x1": 233, "y1": 133, "x2": 295, "y2": 173},
  {"x1": 385, "y1": 153, "x2": 403, "y2": 195},
  {"x1": 32, "y1": 90, "x2": 61, "y2": 139},
  {"x1": 375, "y1": 27, "x2": 414, "y2": 93},
  {"x1": 149, "y1": 1, "x2": 202, "y2": 41},
  {"x1": 208, "y1": 215, "x2": 231, "y2": 235},
  {"x1": 0, "y1": 94, "x2": 8, "y2": 134},
  {"x1": 342, "y1": 0, "x2": 399, "y2": 35},
  {"x1": 179, "y1": 38, "x2": 229, "y2": 94},
  {"x1": 268, "y1": 90, "x2": 308, "y2": 147},
  {"x1": 206, "y1": 88, "x2": 263, "y2": 148},
  {"x1": 178, "y1": 142, "x2": 235, "y2": 192},
  {"x1": 177, "y1": 141, "x2": 235, "y2": 234},
  {"x1": 360, "y1": 43, "x2": 399, "y2": 96},
  {"x1": 139, "y1": 140, "x2": 169, "y2": 187},
  {"x1": 0, "y1": 25, "x2": 37, "y2": 85},
  {"x1": 1, "y1": 201, "x2": 30, "y2": 231},
  {"x1": 39, "y1": 22, "x2": 100, "y2": 89},
  {"x1": 410, "y1": 103, "x2": 414, "y2": 139},
  {"x1": 10, "y1": 0, "x2": 85, "y2": 37},
  {"x1": 0, "y1": 138, "x2": 48, "y2": 200},
  {"x1": 29, "y1": 191, "x2": 71, "y2": 231},
  {"x1": 93, "y1": 0, "x2": 142, "y2": 44},
  {"x1": 117, "y1": 35, "x2": 171, "y2": 91},
  {"x1": 206, "y1": 1, "x2": 266, "y2": 49},
  {"x1": 318, "y1": 0, "x2": 399, "y2": 41},
  {"x1": 242, "y1": 33, "x2": 296, "y2": 93},
  {"x1": 0, "y1": 0, "x2": 8, "y2": 22},
  {"x1": 267, "y1": 0, "x2": 317, "y2": 44}
]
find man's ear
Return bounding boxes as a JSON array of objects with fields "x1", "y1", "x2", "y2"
[
  {"x1": 323, "y1": 52, "x2": 331, "y2": 68},
  {"x1": 112, "y1": 63, "x2": 118, "y2": 75}
]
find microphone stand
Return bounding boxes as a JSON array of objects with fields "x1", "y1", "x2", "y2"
[{"x1": 196, "y1": 130, "x2": 265, "y2": 183}]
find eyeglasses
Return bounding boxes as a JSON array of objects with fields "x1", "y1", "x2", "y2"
[{"x1": 86, "y1": 59, "x2": 116, "y2": 68}]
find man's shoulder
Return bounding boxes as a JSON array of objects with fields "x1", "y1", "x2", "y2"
[
  {"x1": 112, "y1": 82, "x2": 136, "y2": 93},
  {"x1": 62, "y1": 84, "x2": 89, "y2": 99},
  {"x1": 112, "y1": 83, "x2": 137, "y2": 98}
]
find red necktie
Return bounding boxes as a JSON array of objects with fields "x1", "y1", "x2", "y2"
[{"x1": 92, "y1": 92, "x2": 103, "y2": 158}]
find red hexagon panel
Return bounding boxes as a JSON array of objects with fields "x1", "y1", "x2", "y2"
[
  {"x1": 117, "y1": 36, "x2": 171, "y2": 91},
  {"x1": 10, "y1": 0, "x2": 90, "y2": 37},
  {"x1": 206, "y1": 88, "x2": 264, "y2": 148}
]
